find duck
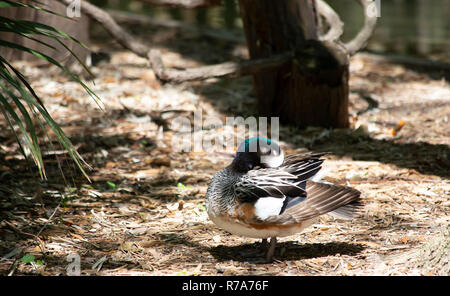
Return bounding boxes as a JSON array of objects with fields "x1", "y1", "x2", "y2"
[{"x1": 205, "y1": 137, "x2": 362, "y2": 262}]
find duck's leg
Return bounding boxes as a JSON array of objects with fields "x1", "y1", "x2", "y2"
[
  {"x1": 261, "y1": 238, "x2": 268, "y2": 249},
  {"x1": 265, "y1": 237, "x2": 277, "y2": 262}
]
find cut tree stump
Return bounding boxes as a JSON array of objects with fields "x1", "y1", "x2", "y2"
[{"x1": 238, "y1": 0, "x2": 350, "y2": 128}]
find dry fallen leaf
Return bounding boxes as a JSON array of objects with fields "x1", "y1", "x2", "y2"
[
  {"x1": 72, "y1": 226, "x2": 85, "y2": 233},
  {"x1": 391, "y1": 120, "x2": 406, "y2": 136},
  {"x1": 400, "y1": 236, "x2": 409, "y2": 244},
  {"x1": 103, "y1": 77, "x2": 116, "y2": 83},
  {"x1": 167, "y1": 202, "x2": 180, "y2": 211},
  {"x1": 178, "y1": 200, "x2": 184, "y2": 211},
  {"x1": 353, "y1": 241, "x2": 382, "y2": 248},
  {"x1": 129, "y1": 227, "x2": 148, "y2": 235},
  {"x1": 139, "y1": 240, "x2": 161, "y2": 248},
  {"x1": 147, "y1": 248, "x2": 160, "y2": 260},
  {"x1": 125, "y1": 168, "x2": 160, "y2": 180},
  {"x1": 120, "y1": 242, "x2": 138, "y2": 252},
  {"x1": 70, "y1": 232, "x2": 84, "y2": 240}
]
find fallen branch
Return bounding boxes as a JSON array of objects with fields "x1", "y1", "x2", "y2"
[
  {"x1": 316, "y1": 0, "x2": 344, "y2": 42},
  {"x1": 344, "y1": 0, "x2": 378, "y2": 55},
  {"x1": 108, "y1": 9, "x2": 244, "y2": 43},
  {"x1": 148, "y1": 49, "x2": 293, "y2": 83},
  {"x1": 4, "y1": 220, "x2": 46, "y2": 252},
  {"x1": 57, "y1": 0, "x2": 150, "y2": 57},
  {"x1": 58, "y1": 0, "x2": 293, "y2": 83},
  {"x1": 316, "y1": 0, "x2": 377, "y2": 55},
  {"x1": 60, "y1": 0, "x2": 371, "y2": 84}
]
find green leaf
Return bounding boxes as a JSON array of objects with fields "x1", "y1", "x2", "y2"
[
  {"x1": 0, "y1": 3, "x2": 101, "y2": 182},
  {"x1": 20, "y1": 254, "x2": 35, "y2": 264},
  {"x1": 0, "y1": 1, "x2": 67, "y2": 17},
  {"x1": 107, "y1": 181, "x2": 117, "y2": 190},
  {"x1": 0, "y1": 56, "x2": 92, "y2": 180},
  {"x1": 0, "y1": 92, "x2": 45, "y2": 177},
  {"x1": 177, "y1": 183, "x2": 192, "y2": 190}
]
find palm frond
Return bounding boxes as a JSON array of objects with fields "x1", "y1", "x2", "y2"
[{"x1": 0, "y1": 1, "x2": 97, "y2": 181}]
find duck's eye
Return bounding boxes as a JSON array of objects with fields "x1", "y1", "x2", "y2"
[{"x1": 248, "y1": 163, "x2": 254, "y2": 170}]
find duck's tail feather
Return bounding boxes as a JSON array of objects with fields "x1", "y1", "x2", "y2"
[
  {"x1": 328, "y1": 200, "x2": 363, "y2": 220},
  {"x1": 265, "y1": 181, "x2": 362, "y2": 224}
]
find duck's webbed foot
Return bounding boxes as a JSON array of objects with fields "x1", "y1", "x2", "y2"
[{"x1": 261, "y1": 238, "x2": 268, "y2": 250}]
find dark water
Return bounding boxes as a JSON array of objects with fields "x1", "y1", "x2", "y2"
[
  {"x1": 96, "y1": 0, "x2": 450, "y2": 62},
  {"x1": 328, "y1": 0, "x2": 450, "y2": 61}
]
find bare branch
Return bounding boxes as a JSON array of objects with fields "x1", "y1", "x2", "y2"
[
  {"x1": 149, "y1": 49, "x2": 293, "y2": 83},
  {"x1": 136, "y1": 0, "x2": 221, "y2": 9},
  {"x1": 344, "y1": 0, "x2": 378, "y2": 55},
  {"x1": 58, "y1": 0, "x2": 292, "y2": 83},
  {"x1": 57, "y1": 0, "x2": 150, "y2": 57},
  {"x1": 316, "y1": 0, "x2": 344, "y2": 42},
  {"x1": 108, "y1": 9, "x2": 244, "y2": 43}
]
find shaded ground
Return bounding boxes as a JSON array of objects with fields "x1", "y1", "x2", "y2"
[{"x1": 0, "y1": 21, "x2": 449, "y2": 276}]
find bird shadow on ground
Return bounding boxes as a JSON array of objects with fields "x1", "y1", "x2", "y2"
[{"x1": 207, "y1": 241, "x2": 365, "y2": 263}]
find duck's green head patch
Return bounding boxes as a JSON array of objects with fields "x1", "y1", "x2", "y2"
[
  {"x1": 239, "y1": 137, "x2": 272, "y2": 153},
  {"x1": 234, "y1": 137, "x2": 284, "y2": 170}
]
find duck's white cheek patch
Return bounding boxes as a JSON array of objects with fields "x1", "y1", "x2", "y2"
[
  {"x1": 261, "y1": 150, "x2": 284, "y2": 168},
  {"x1": 254, "y1": 197, "x2": 285, "y2": 220}
]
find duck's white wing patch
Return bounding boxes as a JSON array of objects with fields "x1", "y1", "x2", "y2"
[
  {"x1": 310, "y1": 168, "x2": 330, "y2": 183},
  {"x1": 234, "y1": 168, "x2": 303, "y2": 201},
  {"x1": 254, "y1": 197, "x2": 285, "y2": 220}
]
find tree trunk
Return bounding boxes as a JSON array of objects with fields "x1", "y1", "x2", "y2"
[
  {"x1": 0, "y1": 0, "x2": 90, "y2": 66},
  {"x1": 238, "y1": 0, "x2": 350, "y2": 128}
]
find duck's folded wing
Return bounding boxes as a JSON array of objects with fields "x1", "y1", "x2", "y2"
[
  {"x1": 281, "y1": 153, "x2": 326, "y2": 189},
  {"x1": 264, "y1": 181, "x2": 362, "y2": 225},
  {"x1": 234, "y1": 153, "x2": 327, "y2": 202},
  {"x1": 233, "y1": 168, "x2": 302, "y2": 202},
  {"x1": 282, "y1": 152, "x2": 326, "y2": 169}
]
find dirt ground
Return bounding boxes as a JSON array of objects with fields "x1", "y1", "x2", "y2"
[{"x1": 0, "y1": 21, "x2": 449, "y2": 276}]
